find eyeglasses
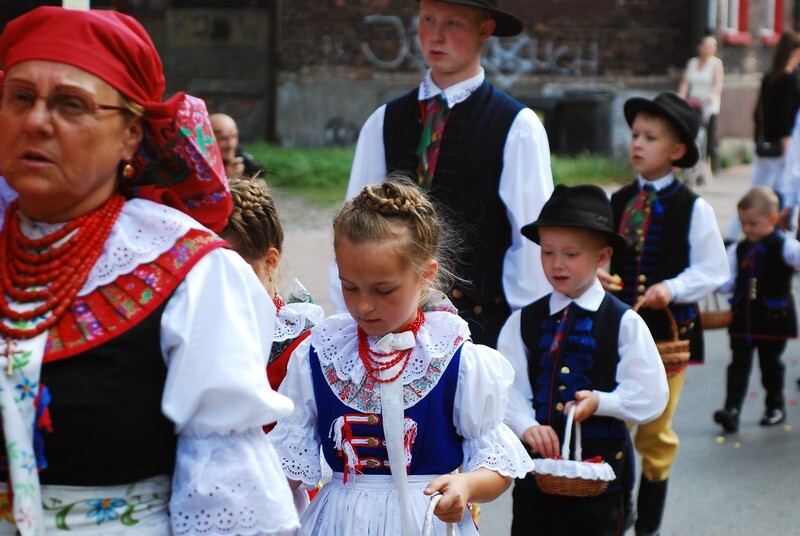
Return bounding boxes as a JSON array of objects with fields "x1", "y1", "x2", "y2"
[{"x1": 0, "y1": 83, "x2": 128, "y2": 119}]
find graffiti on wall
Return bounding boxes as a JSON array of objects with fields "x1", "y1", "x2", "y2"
[{"x1": 355, "y1": 15, "x2": 599, "y2": 88}]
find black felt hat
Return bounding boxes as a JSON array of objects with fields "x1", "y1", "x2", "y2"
[
  {"x1": 419, "y1": 0, "x2": 524, "y2": 37},
  {"x1": 521, "y1": 184, "x2": 627, "y2": 253},
  {"x1": 623, "y1": 91, "x2": 700, "y2": 168}
]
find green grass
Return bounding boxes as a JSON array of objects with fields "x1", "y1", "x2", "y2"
[{"x1": 246, "y1": 142, "x2": 629, "y2": 205}]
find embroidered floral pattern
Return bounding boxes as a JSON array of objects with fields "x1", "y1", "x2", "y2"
[
  {"x1": 44, "y1": 229, "x2": 225, "y2": 362},
  {"x1": 314, "y1": 312, "x2": 466, "y2": 413}
]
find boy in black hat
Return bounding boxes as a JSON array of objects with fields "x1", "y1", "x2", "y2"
[
  {"x1": 330, "y1": 0, "x2": 553, "y2": 349},
  {"x1": 499, "y1": 184, "x2": 669, "y2": 536},
  {"x1": 599, "y1": 92, "x2": 730, "y2": 536}
]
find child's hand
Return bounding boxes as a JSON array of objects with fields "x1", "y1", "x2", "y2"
[
  {"x1": 423, "y1": 474, "x2": 470, "y2": 523},
  {"x1": 565, "y1": 390, "x2": 600, "y2": 422},
  {"x1": 424, "y1": 469, "x2": 511, "y2": 523},
  {"x1": 597, "y1": 269, "x2": 624, "y2": 292},
  {"x1": 640, "y1": 282, "x2": 671, "y2": 309},
  {"x1": 522, "y1": 425, "x2": 560, "y2": 459}
]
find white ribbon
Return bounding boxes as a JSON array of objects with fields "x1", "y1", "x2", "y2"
[
  {"x1": 373, "y1": 331, "x2": 416, "y2": 354},
  {"x1": 380, "y1": 364, "x2": 415, "y2": 535}
]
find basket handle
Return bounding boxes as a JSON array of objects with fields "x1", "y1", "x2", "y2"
[
  {"x1": 633, "y1": 299, "x2": 680, "y2": 341},
  {"x1": 422, "y1": 493, "x2": 455, "y2": 536},
  {"x1": 561, "y1": 404, "x2": 582, "y2": 461}
]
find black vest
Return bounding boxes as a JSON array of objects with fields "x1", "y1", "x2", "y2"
[
  {"x1": 519, "y1": 294, "x2": 635, "y2": 494},
  {"x1": 610, "y1": 180, "x2": 704, "y2": 361},
  {"x1": 384, "y1": 81, "x2": 523, "y2": 304},
  {"x1": 38, "y1": 302, "x2": 176, "y2": 485},
  {"x1": 730, "y1": 232, "x2": 798, "y2": 340}
]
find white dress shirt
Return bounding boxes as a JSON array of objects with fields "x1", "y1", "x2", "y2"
[
  {"x1": 328, "y1": 68, "x2": 553, "y2": 313},
  {"x1": 499, "y1": 279, "x2": 669, "y2": 438}
]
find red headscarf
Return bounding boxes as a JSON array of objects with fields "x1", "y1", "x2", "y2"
[{"x1": 0, "y1": 7, "x2": 232, "y2": 233}]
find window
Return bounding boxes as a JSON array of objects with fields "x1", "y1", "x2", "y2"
[
  {"x1": 760, "y1": 0, "x2": 785, "y2": 45},
  {"x1": 721, "y1": 0, "x2": 753, "y2": 45}
]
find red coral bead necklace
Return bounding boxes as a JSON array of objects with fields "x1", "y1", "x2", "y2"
[
  {"x1": 0, "y1": 194, "x2": 126, "y2": 340},
  {"x1": 357, "y1": 309, "x2": 425, "y2": 384}
]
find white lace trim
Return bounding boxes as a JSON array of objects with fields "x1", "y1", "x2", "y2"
[
  {"x1": 13, "y1": 198, "x2": 208, "y2": 297},
  {"x1": 311, "y1": 312, "x2": 470, "y2": 386},
  {"x1": 267, "y1": 425, "x2": 323, "y2": 488},
  {"x1": 171, "y1": 429, "x2": 300, "y2": 535},
  {"x1": 274, "y1": 302, "x2": 325, "y2": 342},
  {"x1": 533, "y1": 457, "x2": 615, "y2": 482},
  {"x1": 462, "y1": 423, "x2": 536, "y2": 479}
]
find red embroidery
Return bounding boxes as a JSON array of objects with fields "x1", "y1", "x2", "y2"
[{"x1": 43, "y1": 229, "x2": 227, "y2": 362}]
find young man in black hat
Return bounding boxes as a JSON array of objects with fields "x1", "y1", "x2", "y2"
[
  {"x1": 329, "y1": 0, "x2": 553, "y2": 348},
  {"x1": 499, "y1": 184, "x2": 669, "y2": 536},
  {"x1": 599, "y1": 92, "x2": 730, "y2": 536}
]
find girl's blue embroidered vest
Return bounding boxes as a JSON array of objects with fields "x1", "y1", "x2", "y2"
[
  {"x1": 383, "y1": 81, "x2": 523, "y2": 305},
  {"x1": 519, "y1": 294, "x2": 635, "y2": 494},
  {"x1": 38, "y1": 303, "x2": 175, "y2": 485},
  {"x1": 610, "y1": 179, "x2": 704, "y2": 363},
  {"x1": 310, "y1": 345, "x2": 463, "y2": 476},
  {"x1": 730, "y1": 232, "x2": 798, "y2": 340}
]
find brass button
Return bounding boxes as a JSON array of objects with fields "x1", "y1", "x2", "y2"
[
  {"x1": 615, "y1": 452, "x2": 623, "y2": 460},
  {"x1": 558, "y1": 385, "x2": 566, "y2": 390},
  {"x1": 367, "y1": 437, "x2": 379, "y2": 448},
  {"x1": 555, "y1": 402, "x2": 564, "y2": 411},
  {"x1": 367, "y1": 415, "x2": 378, "y2": 425},
  {"x1": 561, "y1": 366, "x2": 570, "y2": 374},
  {"x1": 679, "y1": 327, "x2": 687, "y2": 335},
  {"x1": 638, "y1": 285, "x2": 646, "y2": 292},
  {"x1": 473, "y1": 305, "x2": 483, "y2": 315},
  {"x1": 365, "y1": 459, "x2": 379, "y2": 469},
  {"x1": 688, "y1": 322, "x2": 694, "y2": 329},
  {"x1": 452, "y1": 289, "x2": 463, "y2": 299},
  {"x1": 638, "y1": 274, "x2": 646, "y2": 282}
]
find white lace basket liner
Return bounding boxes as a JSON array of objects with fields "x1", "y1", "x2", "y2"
[{"x1": 531, "y1": 405, "x2": 616, "y2": 497}]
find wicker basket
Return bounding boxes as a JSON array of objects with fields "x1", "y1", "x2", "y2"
[
  {"x1": 532, "y1": 406, "x2": 615, "y2": 497},
  {"x1": 700, "y1": 292, "x2": 732, "y2": 330},
  {"x1": 635, "y1": 303, "x2": 691, "y2": 367}
]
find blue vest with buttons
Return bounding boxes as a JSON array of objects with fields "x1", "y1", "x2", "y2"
[
  {"x1": 610, "y1": 179, "x2": 704, "y2": 362},
  {"x1": 309, "y1": 345, "x2": 463, "y2": 476},
  {"x1": 519, "y1": 293, "x2": 635, "y2": 494}
]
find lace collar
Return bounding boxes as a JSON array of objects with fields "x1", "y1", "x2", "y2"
[
  {"x1": 8, "y1": 197, "x2": 208, "y2": 297},
  {"x1": 311, "y1": 311, "x2": 469, "y2": 386}
]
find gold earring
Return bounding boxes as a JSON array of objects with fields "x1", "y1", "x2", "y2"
[{"x1": 122, "y1": 161, "x2": 135, "y2": 179}]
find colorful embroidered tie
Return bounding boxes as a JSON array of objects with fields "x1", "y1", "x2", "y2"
[
  {"x1": 618, "y1": 184, "x2": 658, "y2": 252},
  {"x1": 548, "y1": 306, "x2": 570, "y2": 360},
  {"x1": 416, "y1": 95, "x2": 451, "y2": 190}
]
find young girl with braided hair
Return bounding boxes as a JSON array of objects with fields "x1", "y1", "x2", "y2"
[
  {"x1": 269, "y1": 176, "x2": 533, "y2": 534},
  {"x1": 221, "y1": 176, "x2": 324, "y2": 392}
]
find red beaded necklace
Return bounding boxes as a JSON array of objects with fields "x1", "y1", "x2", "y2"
[
  {"x1": 272, "y1": 294, "x2": 285, "y2": 313},
  {"x1": 0, "y1": 194, "x2": 126, "y2": 339},
  {"x1": 357, "y1": 309, "x2": 425, "y2": 384}
]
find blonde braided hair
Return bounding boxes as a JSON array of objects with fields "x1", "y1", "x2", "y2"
[
  {"x1": 221, "y1": 175, "x2": 284, "y2": 262},
  {"x1": 333, "y1": 175, "x2": 459, "y2": 292}
]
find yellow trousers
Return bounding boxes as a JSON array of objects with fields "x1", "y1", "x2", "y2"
[{"x1": 631, "y1": 369, "x2": 686, "y2": 482}]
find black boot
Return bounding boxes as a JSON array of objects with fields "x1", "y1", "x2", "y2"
[
  {"x1": 635, "y1": 476, "x2": 668, "y2": 536},
  {"x1": 621, "y1": 489, "x2": 635, "y2": 532}
]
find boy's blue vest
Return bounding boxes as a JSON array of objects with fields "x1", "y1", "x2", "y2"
[
  {"x1": 610, "y1": 179, "x2": 704, "y2": 362},
  {"x1": 730, "y1": 231, "x2": 798, "y2": 340},
  {"x1": 383, "y1": 81, "x2": 523, "y2": 305},
  {"x1": 519, "y1": 293, "x2": 635, "y2": 494}
]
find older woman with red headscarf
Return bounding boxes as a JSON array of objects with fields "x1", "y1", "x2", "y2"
[{"x1": 0, "y1": 7, "x2": 299, "y2": 535}]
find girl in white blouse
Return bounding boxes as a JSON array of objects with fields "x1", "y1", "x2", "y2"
[{"x1": 269, "y1": 178, "x2": 533, "y2": 535}]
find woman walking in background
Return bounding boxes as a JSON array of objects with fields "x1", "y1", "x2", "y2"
[{"x1": 678, "y1": 34, "x2": 724, "y2": 185}]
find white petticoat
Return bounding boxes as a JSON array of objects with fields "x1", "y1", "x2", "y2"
[{"x1": 298, "y1": 473, "x2": 477, "y2": 536}]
